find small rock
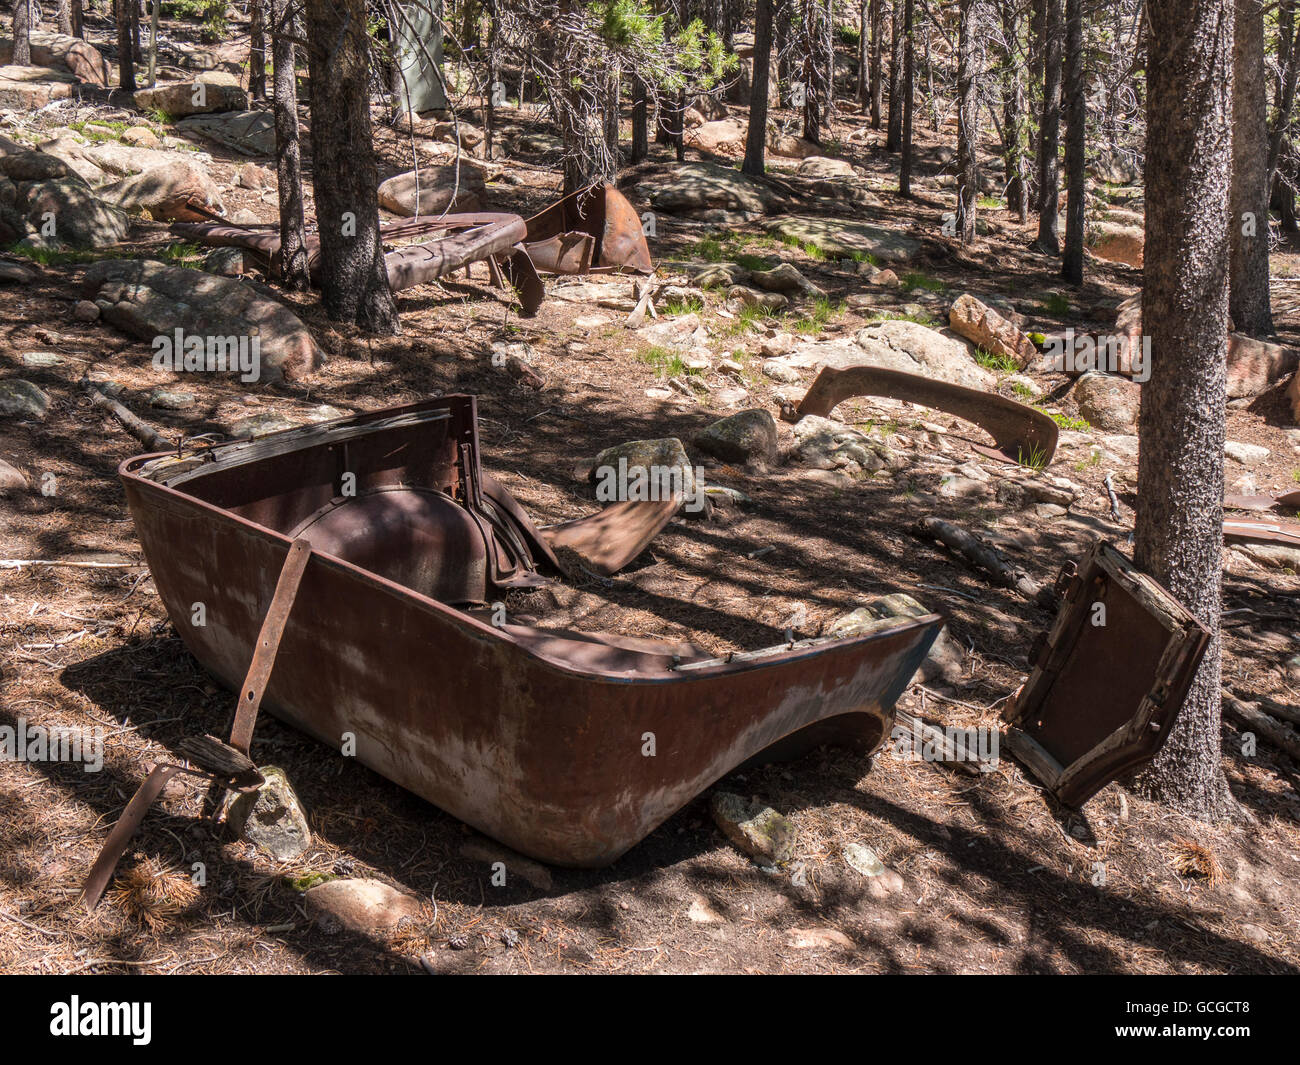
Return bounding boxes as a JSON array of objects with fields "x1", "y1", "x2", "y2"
[
  {"x1": 827, "y1": 592, "x2": 963, "y2": 683},
  {"x1": 0, "y1": 456, "x2": 29, "y2": 495},
  {"x1": 787, "y1": 927, "x2": 854, "y2": 950},
  {"x1": 0, "y1": 260, "x2": 36, "y2": 283},
  {"x1": 203, "y1": 246, "x2": 245, "y2": 277},
  {"x1": 752, "y1": 262, "x2": 824, "y2": 297},
  {"x1": 1224, "y1": 440, "x2": 1269, "y2": 466},
  {"x1": 236, "y1": 163, "x2": 274, "y2": 189},
  {"x1": 121, "y1": 126, "x2": 160, "y2": 149},
  {"x1": 1073, "y1": 371, "x2": 1141, "y2": 432},
  {"x1": 693, "y1": 409, "x2": 778, "y2": 466},
  {"x1": 21, "y1": 352, "x2": 63, "y2": 368},
  {"x1": 459, "y1": 838, "x2": 553, "y2": 891},
  {"x1": 72, "y1": 299, "x2": 100, "y2": 321},
  {"x1": 710, "y1": 791, "x2": 796, "y2": 864},
  {"x1": 727, "y1": 285, "x2": 789, "y2": 312},
  {"x1": 762, "y1": 358, "x2": 802, "y2": 384},
  {"x1": 149, "y1": 387, "x2": 195, "y2": 409},
  {"x1": 304, "y1": 878, "x2": 424, "y2": 934},
  {"x1": 225, "y1": 766, "x2": 311, "y2": 860},
  {"x1": 0, "y1": 379, "x2": 50, "y2": 420},
  {"x1": 687, "y1": 894, "x2": 724, "y2": 924}
]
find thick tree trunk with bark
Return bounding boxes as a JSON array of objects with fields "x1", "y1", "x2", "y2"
[
  {"x1": 743, "y1": 0, "x2": 775, "y2": 177},
  {"x1": 1035, "y1": 0, "x2": 1063, "y2": 252},
  {"x1": 115, "y1": 0, "x2": 136, "y2": 90},
  {"x1": 1229, "y1": 0, "x2": 1274, "y2": 334},
  {"x1": 899, "y1": 0, "x2": 914, "y2": 195},
  {"x1": 304, "y1": 0, "x2": 399, "y2": 334},
  {"x1": 1060, "y1": 0, "x2": 1085, "y2": 283},
  {"x1": 270, "y1": 0, "x2": 309, "y2": 291},
  {"x1": 886, "y1": 0, "x2": 904, "y2": 150},
  {"x1": 12, "y1": 0, "x2": 30, "y2": 66},
  {"x1": 956, "y1": 0, "x2": 980, "y2": 244},
  {"x1": 71, "y1": 0, "x2": 82, "y2": 38},
  {"x1": 1132, "y1": 0, "x2": 1235, "y2": 822}
]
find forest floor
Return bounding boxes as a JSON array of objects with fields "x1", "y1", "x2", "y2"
[{"x1": 1, "y1": 17, "x2": 1299, "y2": 974}]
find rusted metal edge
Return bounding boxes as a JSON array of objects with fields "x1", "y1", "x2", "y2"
[
  {"x1": 780, "y1": 365, "x2": 1059, "y2": 467},
  {"x1": 1223, "y1": 517, "x2": 1300, "y2": 548}
]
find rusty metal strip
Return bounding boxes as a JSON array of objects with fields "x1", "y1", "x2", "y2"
[
  {"x1": 781, "y1": 365, "x2": 1059, "y2": 466},
  {"x1": 81, "y1": 539, "x2": 311, "y2": 909},
  {"x1": 81, "y1": 764, "x2": 192, "y2": 909},
  {"x1": 228, "y1": 537, "x2": 313, "y2": 754},
  {"x1": 541, "y1": 498, "x2": 681, "y2": 576},
  {"x1": 1224, "y1": 490, "x2": 1300, "y2": 515},
  {"x1": 1223, "y1": 517, "x2": 1300, "y2": 548}
]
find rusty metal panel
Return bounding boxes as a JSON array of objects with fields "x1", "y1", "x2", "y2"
[
  {"x1": 119, "y1": 396, "x2": 943, "y2": 866},
  {"x1": 523, "y1": 184, "x2": 653, "y2": 274},
  {"x1": 781, "y1": 365, "x2": 1059, "y2": 466},
  {"x1": 1001, "y1": 541, "x2": 1210, "y2": 807}
]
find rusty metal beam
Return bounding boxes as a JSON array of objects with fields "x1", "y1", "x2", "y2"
[{"x1": 781, "y1": 365, "x2": 1059, "y2": 466}]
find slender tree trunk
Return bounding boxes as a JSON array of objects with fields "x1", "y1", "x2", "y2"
[
  {"x1": 13, "y1": 0, "x2": 31, "y2": 67},
  {"x1": 1060, "y1": 0, "x2": 1085, "y2": 283},
  {"x1": 249, "y1": 0, "x2": 266, "y2": 100},
  {"x1": 116, "y1": 0, "x2": 136, "y2": 91},
  {"x1": 603, "y1": 63, "x2": 621, "y2": 167},
  {"x1": 71, "y1": 0, "x2": 83, "y2": 39},
  {"x1": 1229, "y1": 0, "x2": 1274, "y2": 333},
  {"x1": 57, "y1": 0, "x2": 72, "y2": 36},
  {"x1": 743, "y1": 0, "x2": 775, "y2": 177},
  {"x1": 900, "y1": 0, "x2": 914, "y2": 195},
  {"x1": 1001, "y1": 0, "x2": 1030, "y2": 220},
  {"x1": 146, "y1": 0, "x2": 159, "y2": 86},
  {"x1": 956, "y1": 0, "x2": 980, "y2": 244},
  {"x1": 271, "y1": 0, "x2": 309, "y2": 291},
  {"x1": 675, "y1": 86, "x2": 686, "y2": 163},
  {"x1": 869, "y1": 0, "x2": 883, "y2": 127},
  {"x1": 304, "y1": 0, "x2": 399, "y2": 333},
  {"x1": 1034, "y1": 0, "x2": 1063, "y2": 252},
  {"x1": 857, "y1": 0, "x2": 869, "y2": 105},
  {"x1": 630, "y1": 76, "x2": 648, "y2": 163},
  {"x1": 1131, "y1": 0, "x2": 1235, "y2": 823},
  {"x1": 886, "y1": 0, "x2": 904, "y2": 150}
]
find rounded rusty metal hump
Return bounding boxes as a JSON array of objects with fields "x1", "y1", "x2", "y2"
[{"x1": 290, "y1": 487, "x2": 489, "y2": 605}]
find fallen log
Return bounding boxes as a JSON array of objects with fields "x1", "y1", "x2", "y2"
[
  {"x1": 912, "y1": 516, "x2": 1055, "y2": 608},
  {"x1": 1223, "y1": 691, "x2": 1300, "y2": 762},
  {"x1": 83, "y1": 379, "x2": 171, "y2": 452}
]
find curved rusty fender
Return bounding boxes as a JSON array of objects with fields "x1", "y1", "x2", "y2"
[{"x1": 780, "y1": 364, "x2": 1059, "y2": 467}]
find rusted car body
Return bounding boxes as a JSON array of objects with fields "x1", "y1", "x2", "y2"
[{"x1": 119, "y1": 396, "x2": 941, "y2": 866}]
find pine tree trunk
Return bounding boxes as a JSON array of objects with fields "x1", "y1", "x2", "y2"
[
  {"x1": 271, "y1": 0, "x2": 309, "y2": 292},
  {"x1": 57, "y1": 0, "x2": 72, "y2": 36},
  {"x1": 869, "y1": 0, "x2": 883, "y2": 127},
  {"x1": 1001, "y1": 0, "x2": 1029, "y2": 221},
  {"x1": 1060, "y1": 0, "x2": 1085, "y2": 283},
  {"x1": 1035, "y1": 0, "x2": 1063, "y2": 252},
  {"x1": 885, "y1": 0, "x2": 904, "y2": 150},
  {"x1": 115, "y1": 0, "x2": 135, "y2": 90},
  {"x1": 1229, "y1": 0, "x2": 1274, "y2": 334},
  {"x1": 899, "y1": 0, "x2": 914, "y2": 196},
  {"x1": 743, "y1": 0, "x2": 775, "y2": 177},
  {"x1": 956, "y1": 0, "x2": 980, "y2": 244},
  {"x1": 630, "y1": 76, "x2": 648, "y2": 163},
  {"x1": 249, "y1": 0, "x2": 266, "y2": 100},
  {"x1": 303, "y1": 0, "x2": 399, "y2": 334},
  {"x1": 71, "y1": 0, "x2": 83, "y2": 38},
  {"x1": 857, "y1": 0, "x2": 869, "y2": 106},
  {"x1": 1131, "y1": 0, "x2": 1235, "y2": 823},
  {"x1": 12, "y1": 0, "x2": 31, "y2": 67}
]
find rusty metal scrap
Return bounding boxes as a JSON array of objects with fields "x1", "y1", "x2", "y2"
[
  {"x1": 523, "y1": 183, "x2": 653, "y2": 275},
  {"x1": 781, "y1": 365, "x2": 1059, "y2": 466}
]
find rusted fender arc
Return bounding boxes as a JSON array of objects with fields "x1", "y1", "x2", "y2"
[
  {"x1": 781, "y1": 365, "x2": 1059, "y2": 466},
  {"x1": 541, "y1": 497, "x2": 682, "y2": 576},
  {"x1": 523, "y1": 183, "x2": 653, "y2": 274}
]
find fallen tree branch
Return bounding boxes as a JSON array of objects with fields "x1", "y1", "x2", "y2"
[
  {"x1": 82, "y1": 378, "x2": 171, "y2": 453},
  {"x1": 1223, "y1": 691, "x2": 1300, "y2": 762},
  {"x1": 912, "y1": 516, "x2": 1056, "y2": 608},
  {"x1": 1232, "y1": 689, "x2": 1300, "y2": 728}
]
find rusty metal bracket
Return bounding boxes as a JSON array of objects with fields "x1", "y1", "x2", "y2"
[
  {"x1": 780, "y1": 365, "x2": 1059, "y2": 466},
  {"x1": 80, "y1": 538, "x2": 312, "y2": 910}
]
